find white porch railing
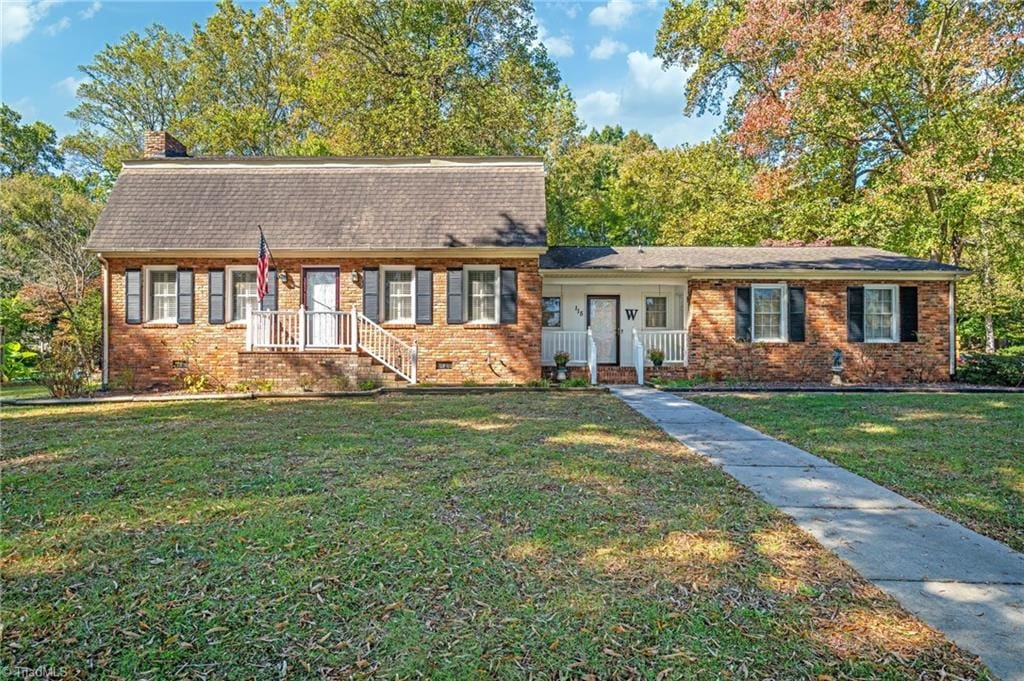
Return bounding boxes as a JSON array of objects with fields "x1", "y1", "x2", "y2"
[
  {"x1": 352, "y1": 307, "x2": 417, "y2": 384},
  {"x1": 246, "y1": 307, "x2": 417, "y2": 384},
  {"x1": 635, "y1": 330, "x2": 688, "y2": 366},
  {"x1": 541, "y1": 329, "x2": 590, "y2": 366}
]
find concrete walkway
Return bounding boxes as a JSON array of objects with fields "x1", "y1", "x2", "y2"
[{"x1": 611, "y1": 386, "x2": 1024, "y2": 681}]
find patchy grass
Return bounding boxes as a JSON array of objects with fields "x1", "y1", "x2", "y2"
[
  {"x1": 691, "y1": 393, "x2": 1024, "y2": 552},
  {"x1": 2, "y1": 394, "x2": 989, "y2": 678}
]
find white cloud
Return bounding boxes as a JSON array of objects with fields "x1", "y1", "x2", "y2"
[
  {"x1": 78, "y1": 0, "x2": 100, "y2": 19},
  {"x1": 53, "y1": 75, "x2": 86, "y2": 97},
  {"x1": 1, "y1": 1, "x2": 60, "y2": 47},
  {"x1": 43, "y1": 15, "x2": 70, "y2": 36},
  {"x1": 626, "y1": 51, "x2": 689, "y2": 95},
  {"x1": 588, "y1": 0, "x2": 637, "y2": 30},
  {"x1": 577, "y1": 90, "x2": 622, "y2": 122},
  {"x1": 563, "y1": 3, "x2": 581, "y2": 19},
  {"x1": 589, "y1": 36, "x2": 627, "y2": 61},
  {"x1": 536, "y1": 21, "x2": 573, "y2": 58}
]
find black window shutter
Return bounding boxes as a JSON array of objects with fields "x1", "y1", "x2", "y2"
[
  {"x1": 260, "y1": 269, "x2": 277, "y2": 311},
  {"x1": 125, "y1": 269, "x2": 142, "y2": 324},
  {"x1": 362, "y1": 268, "x2": 379, "y2": 322},
  {"x1": 415, "y1": 268, "x2": 432, "y2": 324},
  {"x1": 177, "y1": 269, "x2": 194, "y2": 324},
  {"x1": 500, "y1": 268, "x2": 517, "y2": 324},
  {"x1": 787, "y1": 287, "x2": 805, "y2": 342},
  {"x1": 447, "y1": 269, "x2": 464, "y2": 324},
  {"x1": 847, "y1": 287, "x2": 865, "y2": 342},
  {"x1": 208, "y1": 269, "x2": 225, "y2": 324},
  {"x1": 734, "y1": 287, "x2": 751, "y2": 342},
  {"x1": 900, "y1": 286, "x2": 918, "y2": 342}
]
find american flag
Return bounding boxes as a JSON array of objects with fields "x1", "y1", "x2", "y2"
[{"x1": 257, "y1": 228, "x2": 270, "y2": 302}]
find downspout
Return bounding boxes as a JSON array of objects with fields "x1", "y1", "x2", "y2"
[
  {"x1": 99, "y1": 255, "x2": 110, "y2": 390},
  {"x1": 948, "y1": 280, "x2": 956, "y2": 378}
]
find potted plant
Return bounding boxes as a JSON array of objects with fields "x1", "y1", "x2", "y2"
[
  {"x1": 648, "y1": 348, "x2": 665, "y2": 369},
  {"x1": 553, "y1": 351, "x2": 570, "y2": 381}
]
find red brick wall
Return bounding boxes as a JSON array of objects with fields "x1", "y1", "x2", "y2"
[
  {"x1": 105, "y1": 257, "x2": 541, "y2": 388},
  {"x1": 686, "y1": 279, "x2": 952, "y2": 383}
]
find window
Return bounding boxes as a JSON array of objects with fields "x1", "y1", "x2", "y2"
[
  {"x1": 229, "y1": 269, "x2": 258, "y2": 322},
  {"x1": 146, "y1": 267, "x2": 177, "y2": 322},
  {"x1": 752, "y1": 284, "x2": 786, "y2": 342},
  {"x1": 465, "y1": 266, "x2": 499, "y2": 323},
  {"x1": 644, "y1": 296, "x2": 667, "y2": 328},
  {"x1": 542, "y1": 297, "x2": 561, "y2": 328},
  {"x1": 383, "y1": 267, "x2": 414, "y2": 323},
  {"x1": 864, "y1": 285, "x2": 898, "y2": 342}
]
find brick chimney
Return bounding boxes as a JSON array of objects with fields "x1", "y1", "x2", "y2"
[{"x1": 143, "y1": 131, "x2": 188, "y2": 158}]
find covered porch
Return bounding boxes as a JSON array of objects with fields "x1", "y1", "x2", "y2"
[{"x1": 540, "y1": 276, "x2": 689, "y2": 383}]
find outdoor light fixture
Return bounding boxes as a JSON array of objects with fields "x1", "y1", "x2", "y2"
[{"x1": 351, "y1": 270, "x2": 361, "y2": 284}]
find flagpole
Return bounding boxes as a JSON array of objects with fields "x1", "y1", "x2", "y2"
[{"x1": 258, "y1": 225, "x2": 281, "y2": 279}]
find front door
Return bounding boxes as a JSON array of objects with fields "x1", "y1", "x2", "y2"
[
  {"x1": 304, "y1": 268, "x2": 338, "y2": 347},
  {"x1": 587, "y1": 295, "x2": 619, "y2": 365}
]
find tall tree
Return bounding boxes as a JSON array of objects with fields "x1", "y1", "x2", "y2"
[
  {"x1": 546, "y1": 127, "x2": 656, "y2": 244},
  {"x1": 0, "y1": 104, "x2": 63, "y2": 176},
  {"x1": 656, "y1": 0, "x2": 1024, "y2": 349},
  {"x1": 65, "y1": 25, "x2": 193, "y2": 175},
  {"x1": 184, "y1": 0, "x2": 307, "y2": 155},
  {"x1": 296, "y1": 0, "x2": 578, "y2": 156},
  {"x1": 615, "y1": 140, "x2": 776, "y2": 246}
]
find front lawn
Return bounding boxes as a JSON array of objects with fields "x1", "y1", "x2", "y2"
[
  {"x1": 2, "y1": 394, "x2": 988, "y2": 678},
  {"x1": 690, "y1": 393, "x2": 1024, "y2": 552}
]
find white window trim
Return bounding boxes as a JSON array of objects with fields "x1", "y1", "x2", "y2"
[
  {"x1": 542, "y1": 296, "x2": 562, "y2": 329},
  {"x1": 463, "y1": 265, "x2": 500, "y2": 324},
  {"x1": 863, "y1": 284, "x2": 900, "y2": 343},
  {"x1": 642, "y1": 293, "x2": 669, "y2": 329},
  {"x1": 381, "y1": 265, "x2": 416, "y2": 324},
  {"x1": 143, "y1": 265, "x2": 177, "y2": 323},
  {"x1": 225, "y1": 265, "x2": 258, "y2": 324},
  {"x1": 751, "y1": 283, "x2": 788, "y2": 343}
]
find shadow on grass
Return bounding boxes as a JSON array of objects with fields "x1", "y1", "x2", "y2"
[{"x1": 1, "y1": 393, "x2": 992, "y2": 678}]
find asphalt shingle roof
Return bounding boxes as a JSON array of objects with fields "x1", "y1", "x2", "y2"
[
  {"x1": 540, "y1": 246, "x2": 966, "y2": 273},
  {"x1": 86, "y1": 159, "x2": 547, "y2": 251}
]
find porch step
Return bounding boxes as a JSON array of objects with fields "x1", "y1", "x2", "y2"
[{"x1": 238, "y1": 349, "x2": 406, "y2": 390}]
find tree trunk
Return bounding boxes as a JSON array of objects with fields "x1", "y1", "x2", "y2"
[{"x1": 985, "y1": 314, "x2": 996, "y2": 353}]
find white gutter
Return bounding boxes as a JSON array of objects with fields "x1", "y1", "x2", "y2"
[
  {"x1": 949, "y1": 280, "x2": 957, "y2": 377},
  {"x1": 99, "y1": 255, "x2": 110, "y2": 389}
]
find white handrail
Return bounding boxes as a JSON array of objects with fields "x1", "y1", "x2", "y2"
[
  {"x1": 354, "y1": 311, "x2": 417, "y2": 384},
  {"x1": 587, "y1": 327, "x2": 597, "y2": 385},
  {"x1": 632, "y1": 329, "x2": 644, "y2": 385},
  {"x1": 247, "y1": 308, "x2": 416, "y2": 383}
]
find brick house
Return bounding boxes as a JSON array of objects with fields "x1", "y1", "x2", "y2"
[{"x1": 86, "y1": 132, "x2": 967, "y2": 389}]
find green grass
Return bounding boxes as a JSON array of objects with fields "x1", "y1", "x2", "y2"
[
  {"x1": 2, "y1": 394, "x2": 988, "y2": 678},
  {"x1": 690, "y1": 393, "x2": 1024, "y2": 552},
  {"x1": 0, "y1": 382, "x2": 49, "y2": 400}
]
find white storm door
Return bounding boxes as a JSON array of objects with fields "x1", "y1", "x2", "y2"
[
  {"x1": 588, "y1": 296, "x2": 619, "y2": 364},
  {"x1": 304, "y1": 269, "x2": 338, "y2": 347}
]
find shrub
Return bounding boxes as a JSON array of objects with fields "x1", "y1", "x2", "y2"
[
  {"x1": 524, "y1": 378, "x2": 551, "y2": 388},
  {"x1": 1, "y1": 341, "x2": 39, "y2": 382},
  {"x1": 39, "y1": 333, "x2": 92, "y2": 397},
  {"x1": 559, "y1": 377, "x2": 589, "y2": 388},
  {"x1": 358, "y1": 378, "x2": 379, "y2": 391},
  {"x1": 956, "y1": 353, "x2": 1024, "y2": 387}
]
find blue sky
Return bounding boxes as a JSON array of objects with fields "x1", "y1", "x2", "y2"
[{"x1": 1, "y1": 0, "x2": 723, "y2": 148}]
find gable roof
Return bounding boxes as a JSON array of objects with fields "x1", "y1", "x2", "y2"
[
  {"x1": 86, "y1": 157, "x2": 547, "y2": 253},
  {"x1": 541, "y1": 246, "x2": 967, "y2": 276}
]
